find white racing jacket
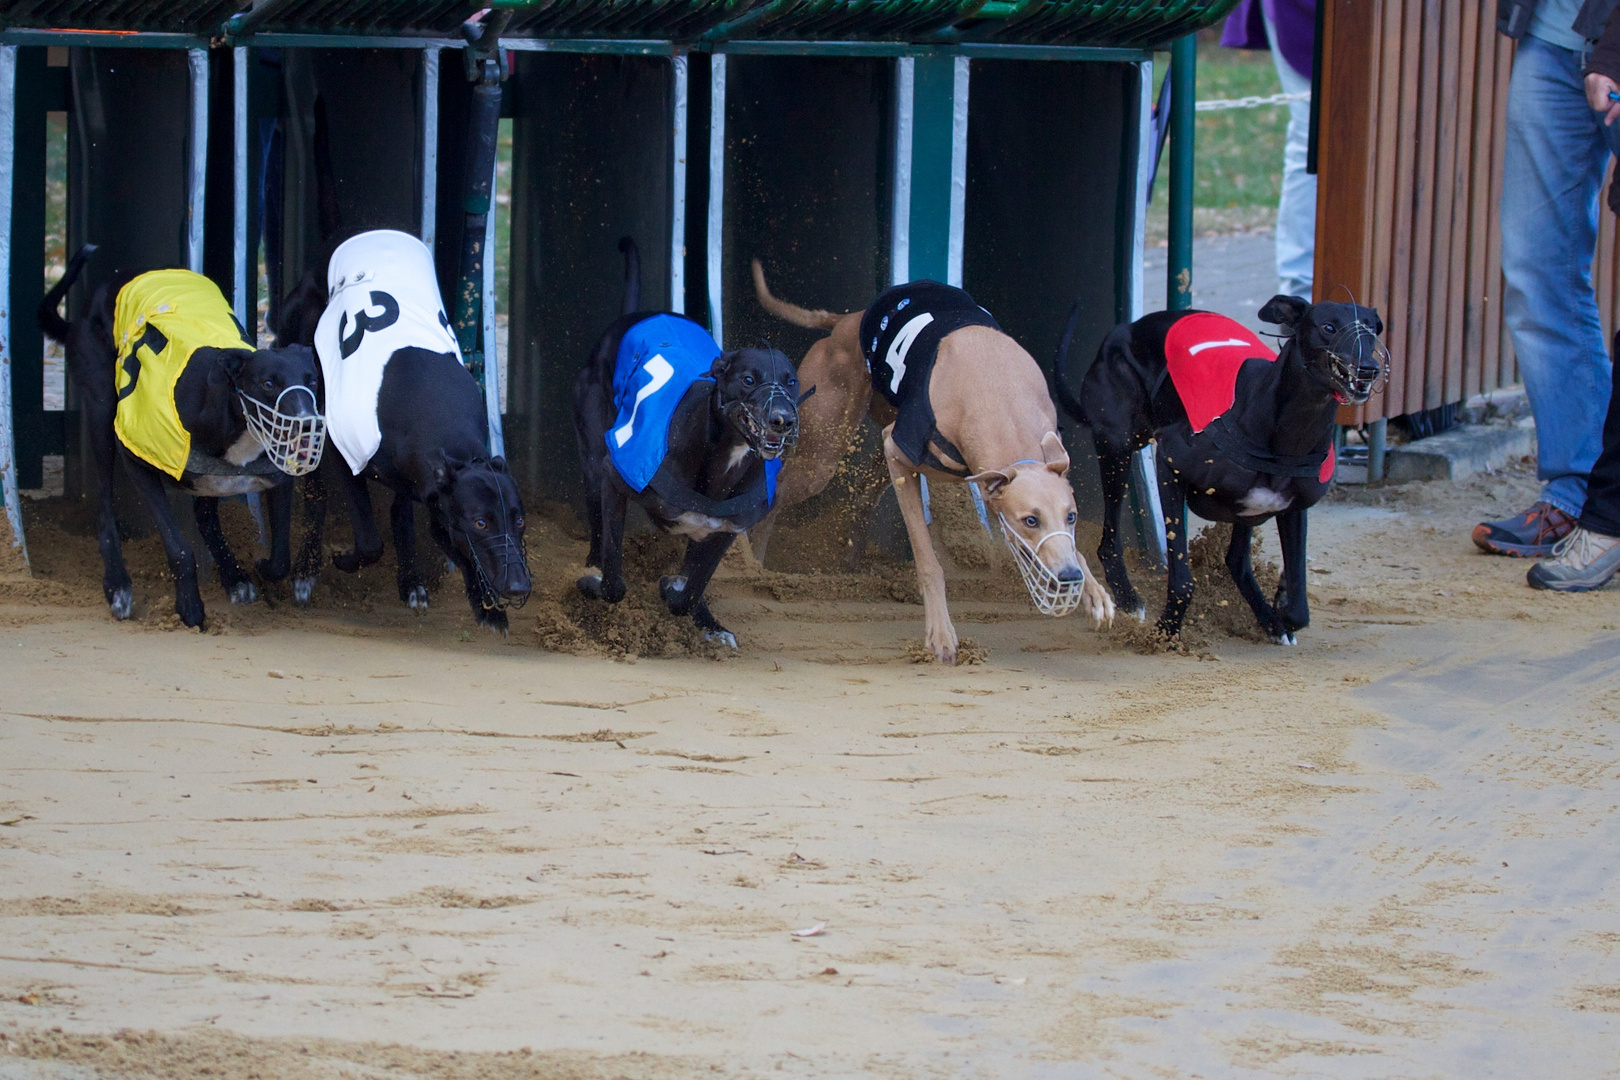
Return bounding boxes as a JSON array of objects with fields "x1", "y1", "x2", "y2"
[{"x1": 314, "y1": 230, "x2": 463, "y2": 475}]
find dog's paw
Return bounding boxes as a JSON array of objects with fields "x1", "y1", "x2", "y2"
[
  {"x1": 108, "y1": 586, "x2": 134, "y2": 621},
  {"x1": 228, "y1": 580, "x2": 259, "y2": 606},
  {"x1": 703, "y1": 628, "x2": 739, "y2": 650},
  {"x1": 1270, "y1": 631, "x2": 1298, "y2": 646},
  {"x1": 255, "y1": 557, "x2": 289, "y2": 583},
  {"x1": 475, "y1": 606, "x2": 510, "y2": 635},
  {"x1": 659, "y1": 575, "x2": 691, "y2": 614},
  {"x1": 405, "y1": 584, "x2": 429, "y2": 612},
  {"x1": 577, "y1": 573, "x2": 604, "y2": 599},
  {"x1": 292, "y1": 576, "x2": 316, "y2": 607},
  {"x1": 176, "y1": 594, "x2": 207, "y2": 630},
  {"x1": 1131, "y1": 605, "x2": 1147, "y2": 622}
]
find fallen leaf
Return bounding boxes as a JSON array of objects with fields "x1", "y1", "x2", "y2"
[
  {"x1": 1295, "y1": 761, "x2": 1318, "y2": 771},
  {"x1": 819, "y1": 967, "x2": 838, "y2": 976},
  {"x1": 792, "y1": 922, "x2": 826, "y2": 938},
  {"x1": 267, "y1": 670, "x2": 285, "y2": 679}
]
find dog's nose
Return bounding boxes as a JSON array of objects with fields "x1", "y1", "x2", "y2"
[
  {"x1": 503, "y1": 558, "x2": 533, "y2": 599},
  {"x1": 1056, "y1": 565, "x2": 1084, "y2": 583},
  {"x1": 767, "y1": 409, "x2": 795, "y2": 432}
]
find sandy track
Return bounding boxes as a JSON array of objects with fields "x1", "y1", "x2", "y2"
[{"x1": 1, "y1": 458, "x2": 1618, "y2": 1078}]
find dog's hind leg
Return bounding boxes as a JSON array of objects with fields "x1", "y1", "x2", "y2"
[
  {"x1": 1270, "y1": 509, "x2": 1310, "y2": 644},
  {"x1": 391, "y1": 491, "x2": 428, "y2": 611},
  {"x1": 330, "y1": 468, "x2": 384, "y2": 573},
  {"x1": 1153, "y1": 462, "x2": 1194, "y2": 640},
  {"x1": 194, "y1": 497, "x2": 258, "y2": 605},
  {"x1": 661, "y1": 533, "x2": 738, "y2": 648},
  {"x1": 123, "y1": 457, "x2": 207, "y2": 628},
  {"x1": 257, "y1": 479, "x2": 295, "y2": 585},
  {"x1": 292, "y1": 472, "x2": 327, "y2": 605},
  {"x1": 1094, "y1": 446, "x2": 1144, "y2": 619},
  {"x1": 1222, "y1": 523, "x2": 1288, "y2": 641}
]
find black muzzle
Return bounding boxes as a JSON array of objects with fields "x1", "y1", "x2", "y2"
[
  {"x1": 1325, "y1": 319, "x2": 1389, "y2": 405},
  {"x1": 730, "y1": 383, "x2": 799, "y2": 459}
]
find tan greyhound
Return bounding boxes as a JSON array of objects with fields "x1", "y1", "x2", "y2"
[{"x1": 752, "y1": 261, "x2": 1114, "y2": 664}]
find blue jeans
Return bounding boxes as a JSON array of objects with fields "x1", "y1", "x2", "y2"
[{"x1": 1501, "y1": 36, "x2": 1619, "y2": 517}]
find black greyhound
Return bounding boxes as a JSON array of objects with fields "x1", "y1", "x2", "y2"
[
  {"x1": 39, "y1": 245, "x2": 322, "y2": 629},
  {"x1": 273, "y1": 252, "x2": 532, "y2": 633},
  {"x1": 573, "y1": 238, "x2": 800, "y2": 647},
  {"x1": 1054, "y1": 295, "x2": 1386, "y2": 643}
]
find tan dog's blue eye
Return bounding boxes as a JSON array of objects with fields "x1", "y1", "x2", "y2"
[
  {"x1": 1024, "y1": 516, "x2": 1038, "y2": 529},
  {"x1": 1067, "y1": 511, "x2": 1077, "y2": 525}
]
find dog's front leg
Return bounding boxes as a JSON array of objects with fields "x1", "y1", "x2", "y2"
[
  {"x1": 1154, "y1": 463, "x2": 1194, "y2": 640},
  {"x1": 1094, "y1": 446, "x2": 1144, "y2": 619},
  {"x1": 661, "y1": 533, "x2": 738, "y2": 648},
  {"x1": 1223, "y1": 523, "x2": 1286, "y2": 641},
  {"x1": 85, "y1": 400, "x2": 133, "y2": 618},
  {"x1": 390, "y1": 492, "x2": 428, "y2": 611},
  {"x1": 330, "y1": 467, "x2": 384, "y2": 573},
  {"x1": 885, "y1": 434, "x2": 956, "y2": 664},
  {"x1": 577, "y1": 475, "x2": 628, "y2": 603},
  {"x1": 1271, "y1": 509, "x2": 1310, "y2": 644},
  {"x1": 193, "y1": 496, "x2": 258, "y2": 605},
  {"x1": 257, "y1": 478, "x2": 295, "y2": 584},
  {"x1": 292, "y1": 472, "x2": 327, "y2": 605},
  {"x1": 123, "y1": 458, "x2": 206, "y2": 628}
]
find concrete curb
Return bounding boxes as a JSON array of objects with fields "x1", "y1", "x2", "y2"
[{"x1": 1384, "y1": 417, "x2": 1536, "y2": 481}]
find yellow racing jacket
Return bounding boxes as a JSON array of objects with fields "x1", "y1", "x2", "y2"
[{"x1": 112, "y1": 270, "x2": 253, "y2": 480}]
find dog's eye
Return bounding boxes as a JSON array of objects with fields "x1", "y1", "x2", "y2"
[
  {"x1": 514, "y1": 515, "x2": 525, "y2": 531},
  {"x1": 744, "y1": 375, "x2": 756, "y2": 386},
  {"x1": 262, "y1": 379, "x2": 275, "y2": 391},
  {"x1": 1322, "y1": 323, "x2": 1336, "y2": 334},
  {"x1": 1023, "y1": 515, "x2": 1039, "y2": 529},
  {"x1": 1067, "y1": 511, "x2": 1077, "y2": 525},
  {"x1": 473, "y1": 518, "x2": 489, "y2": 531}
]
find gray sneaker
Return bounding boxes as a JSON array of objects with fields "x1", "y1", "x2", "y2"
[{"x1": 1526, "y1": 527, "x2": 1620, "y2": 592}]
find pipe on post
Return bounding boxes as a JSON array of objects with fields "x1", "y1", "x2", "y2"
[
  {"x1": 1368, "y1": 417, "x2": 1387, "y2": 482},
  {"x1": 670, "y1": 53, "x2": 688, "y2": 314},
  {"x1": 0, "y1": 44, "x2": 26, "y2": 566},
  {"x1": 234, "y1": 47, "x2": 250, "y2": 334},
  {"x1": 187, "y1": 48, "x2": 209, "y2": 274},
  {"x1": 420, "y1": 47, "x2": 439, "y2": 247},
  {"x1": 450, "y1": 10, "x2": 510, "y2": 392},
  {"x1": 1167, "y1": 33, "x2": 1195, "y2": 311},
  {"x1": 706, "y1": 53, "x2": 726, "y2": 346}
]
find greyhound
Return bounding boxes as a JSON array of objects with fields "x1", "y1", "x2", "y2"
[
  {"x1": 751, "y1": 263, "x2": 1114, "y2": 665},
  {"x1": 39, "y1": 245, "x2": 324, "y2": 629},
  {"x1": 572, "y1": 239, "x2": 799, "y2": 648},
  {"x1": 1054, "y1": 295, "x2": 1386, "y2": 643},
  {"x1": 274, "y1": 230, "x2": 532, "y2": 631}
]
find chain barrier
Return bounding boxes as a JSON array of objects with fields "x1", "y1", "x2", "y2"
[{"x1": 1195, "y1": 90, "x2": 1310, "y2": 112}]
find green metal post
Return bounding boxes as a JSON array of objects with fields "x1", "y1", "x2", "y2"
[{"x1": 1167, "y1": 33, "x2": 1195, "y2": 311}]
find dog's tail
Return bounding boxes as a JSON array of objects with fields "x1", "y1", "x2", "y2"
[
  {"x1": 751, "y1": 259, "x2": 843, "y2": 331},
  {"x1": 39, "y1": 243, "x2": 98, "y2": 344},
  {"x1": 618, "y1": 236, "x2": 641, "y2": 316},
  {"x1": 1050, "y1": 297, "x2": 1087, "y2": 423}
]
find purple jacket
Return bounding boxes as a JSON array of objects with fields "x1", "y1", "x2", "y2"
[{"x1": 1221, "y1": 0, "x2": 1316, "y2": 81}]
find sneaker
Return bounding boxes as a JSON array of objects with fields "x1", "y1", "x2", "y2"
[
  {"x1": 1527, "y1": 527, "x2": 1620, "y2": 591},
  {"x1": 1472, "y1": 501, "x2": 1576, "y2": 557}
]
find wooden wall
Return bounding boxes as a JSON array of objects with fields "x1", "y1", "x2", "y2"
[{"x1": 1315, "y1": 0, "x2": 1518, "y2": 422}]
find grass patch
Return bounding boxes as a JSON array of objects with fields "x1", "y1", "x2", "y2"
[{"x1": 1147, "y1": 40, "x2": 1289, "y2": 245}]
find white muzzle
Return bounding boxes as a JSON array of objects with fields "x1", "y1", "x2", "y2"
[
  {"x1": 239, "y1": 385, "x2": 326, "y2": 476},
  {"x1": 999, "y1": 514, "x2": 1085, "y2": 617}
]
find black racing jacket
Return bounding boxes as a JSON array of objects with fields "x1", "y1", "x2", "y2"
[{"x1": 1499, "y1": 0, "x2": 1617, "y2": 40}]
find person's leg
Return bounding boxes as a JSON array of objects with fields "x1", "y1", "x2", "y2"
[
  {"x1": 1265, "y1": 11, "x2": 1316, "y2": 299},
  {"x1": 1498, "y1": 37, "x2": 1615, "y2": 522},
  {"x1": 1527, "y1": 331, "x2": 1620, "y2": 589}
]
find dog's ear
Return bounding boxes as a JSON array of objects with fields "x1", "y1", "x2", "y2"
[
  {"x1": 434, "y1": 452, "x2": 467, "y2": 494},
  {"x1": 1366, "y1": 308, "x2": 1384, "y2": 336},
  {"x1": 709, "y1": 352, "x2": 733, "y2": 380},
  {"x1": 1040, "y1": 431, "x2": 1070, "y2": 477},
  {"x1": 1258, "y1": 294, "x2": 1310, "y2": 330},
  {"x1": 965, "y1": 468, "x2": 1014, "y2": 498},
  {"x1": 219, "y1": 348, "x2": 250, "y2": 384}
]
